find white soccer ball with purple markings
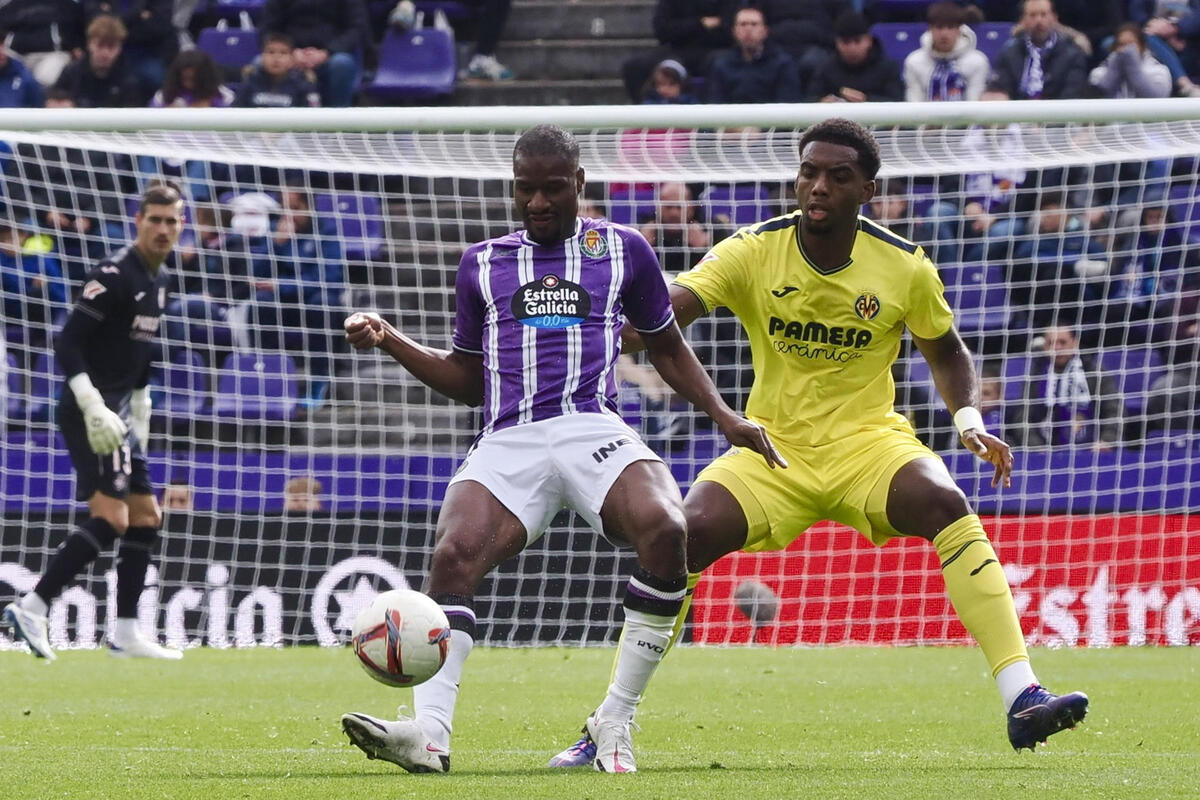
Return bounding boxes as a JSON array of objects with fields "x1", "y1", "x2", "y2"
[{"x1": 350, "y1": 589, "x2": 451, "y2": 688}]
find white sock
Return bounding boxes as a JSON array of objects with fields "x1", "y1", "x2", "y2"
[
  {"x1": 413, "y1": 628, "x2": 473, "y2": 749},
  {"x1": 20, "y1": 592, "x2": 49, "y2": 617},
  {"x1": 113, "y1": 617, "x2": 141, "y2": 644},
  {"x1": 997, "y1": 660, "x2": 1039, "y2": 711},
  {"x1": 597, "y1": 608, "x2": 675, "y2": 722}
]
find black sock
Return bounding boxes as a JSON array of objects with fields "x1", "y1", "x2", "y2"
[
  {"x1": 33, "y1": 518, "x2": 119, "y2": 603},
  {"x1": 115, "y1": 527, "x2": 158, "y2": 618}
]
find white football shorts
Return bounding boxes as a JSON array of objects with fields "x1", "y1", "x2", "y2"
[{"x1": 448, "y1": 411, "x2": 663, "y2": 544}]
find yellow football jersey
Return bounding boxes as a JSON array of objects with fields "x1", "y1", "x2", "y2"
[{"x1": 675, "y1": 210, "x2": 954, "y2": 447}]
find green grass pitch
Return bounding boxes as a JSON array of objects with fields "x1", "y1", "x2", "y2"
[{"x1": 1, "y1": 645, "x2": 1196, "y2": 799}]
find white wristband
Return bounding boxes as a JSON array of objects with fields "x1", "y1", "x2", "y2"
[{"x1": 954, "y1": 406, "x2": 986, "y2": 436}]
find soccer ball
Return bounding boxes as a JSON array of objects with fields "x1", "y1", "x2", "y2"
[{"x1": 351, "y1": 589, "x2": 451, "y2": 688}]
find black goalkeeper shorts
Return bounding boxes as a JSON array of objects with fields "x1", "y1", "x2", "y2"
[{"x1": 60, "y1": 407, "x2": 153, "y2": 502}]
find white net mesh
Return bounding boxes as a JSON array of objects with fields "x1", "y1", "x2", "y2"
[{"x1": 1, "y1": 106, "x2": 1197, "y2": 650}]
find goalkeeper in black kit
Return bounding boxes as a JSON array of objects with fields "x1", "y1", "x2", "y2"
[{"x1": 3, "y1": 183, "x2": 185, "y2": 661}]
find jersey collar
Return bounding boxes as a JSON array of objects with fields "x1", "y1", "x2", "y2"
[{"x1": 794, "y1": 216, "x2": 856, "y2": 276}]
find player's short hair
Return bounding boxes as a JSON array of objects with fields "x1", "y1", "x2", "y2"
[
  {"x1": 263, "y1": 31, "x2": 293, "y2": 50},
  {"x1": 927, "y1": 1, "x2": 965, "y2": 27},
  {"x1": 139, "y1": 181, "x2": 183, "y2": 213},
  {"x1": 86, "y1": 14, "x2": 127, "y2": 44},
  {"x1": 513, "y1": 124, "x2": 580, "y2": 167},
  {"x1": 798, "y1": 118, "x2": 881, "y2": 179}
]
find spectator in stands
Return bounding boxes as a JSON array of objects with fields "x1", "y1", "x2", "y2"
[
  {"x1": 1088, "y1": 23, "x2": 1172, "y2": 97},
  {"x1": 757, "y1": 0, "x2": 847, "y2": 92},
  {"x1": 162, "y1": 477, "x2": 193, "y2": 512},
  {"x1": 0, "y1": 216, "x2": 69, "y2": 337},
  {"x1": 238, "y1": 186, "x2": 344, "y2": 406},
  {"x1": 866, "y1": 178, "x2": 919, "y2": 244},
  {"x1": 54, "y1": 15, "x2": 148, "y2": 108},
  {"x1": 283, "y1": 475, "x2": 323, "y2": 512},
  {"x1": 84, "y1": 0, "x2": 178, "y2": 93},
  {"x1": 0, "y1": 0, "x2": 83, "y2": 87},
  {"x1": 1018, "y1": 323, "x2": 1123, "y2": 449},
  {"x1": 261, "y1": 0, "x2": 369, "y2": 107},
  {"x1": 708, "y1": 6, "x2": 802, "y2": 104},
  {"x1": 620, "y1": 0, "x2": 738, "y2": 103},
  {"x1": 807, "y1": 11, "x2": 904, "y2": 102},
  {"x1": 0, "y1": 47, "x2": 46, "y2": 108},
  {"x1": 903, "y1": 2, "x2": 991, "y2": 102},
  {"x1": 1140, "y1": 3, "x2": 1200, "y2": 96},
  {"x1": 639, "y1": 182, "x2": 713, "y2": 274},
  {"x1": 150, "y1": 50, "x2": 235, "y2": 108},
  {"x1": 1010, "y1": 189, "x2": 1109, "y2": 329},
  {"x1": 1048, "y1": 0, "x2": 1123, "y2": 58},
  {"x1": 989, "y1": 0, "x2": 1088, "y2": 99},
  {"x1": 924, "y1": 94, "x2": 1033, "y2": 264},
  {"x1": 234, "y1": 32, "x2": 322, "y2": 109},
  {"x1": 640, "y1": 58, "x2": 699, "y2": 104},
  {"x1": 3, "y1": 88, "x2": 138, "y2": 268},
  {"x1": 1147, "y1": 284, "x2": 1200, "y2": 429},
  {"x1": 386, "y1": 0, "x2": 515, "y2": 80}
]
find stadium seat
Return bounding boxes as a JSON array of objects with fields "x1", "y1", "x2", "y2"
[
  {"x1": 25, "y1": 351, "x2": 61, "y2": 424},
  {"x1": 213, "y1": 352, "x2": 299, "y2": 422},
  {"x1": 196, "y1": 26, "x2": 260, "y2": 83},
  {"x1": 940, "y1": 262, "x2": 1010, "y2": 332},
  {"x1": 362, "y1": 27, "x2": 456, "y2": 101},
  {"x1": 701, "y1": 184, "x2": 775, "y2": 227},
  {"x1": 608, "y1": 185, "x2": 656, "y2": 225},
  {"x1": 1099, "y1": 346, "x2": 1165, "y2": 414},
  {"x1": 156, "y1": 350, "x2": 211, "y2": 423},
  {"x1": 972, "y1": 22, "x2": 1014, "y2": 64},
  {"x1": 870, "y1": 23, "x2": 926, "y2": 65},
  {"x1": 314, "y1": 193, "x2": 386, "y2": 260},
  {"x1": 1001, "y1": 355, "x2": 1030, "y2": 403},
  {"x1": 4, "y1": 352, "x2": 22, "y2": 422}
]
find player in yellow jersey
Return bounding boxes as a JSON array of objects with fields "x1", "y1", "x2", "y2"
[{"x1": 550, "y1": 119, "x2": 1088, "y2": 771}]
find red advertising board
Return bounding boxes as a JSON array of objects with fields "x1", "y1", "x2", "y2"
[{"x1": 692, "y1": 515, "x2": 1200, "y2": 647}]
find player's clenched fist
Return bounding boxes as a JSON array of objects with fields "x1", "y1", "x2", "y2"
[{"x1": 345, "y1": 311, "x2": 387, "y2": 349}]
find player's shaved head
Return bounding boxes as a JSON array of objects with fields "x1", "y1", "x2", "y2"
[
  {"x1": 513, "y1": 124, "x2": 580, "y2": 168},
  {"x1": 798, "y1": 118, "x2": 881, "y2": 180}
]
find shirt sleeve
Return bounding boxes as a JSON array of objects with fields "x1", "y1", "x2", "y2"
[
  {"x1": 55, "y1": 264, "x2": 124, "y2": 378},
  {"x1": 672, "y1": 229, "x2": 751, "y2": 314},
  {"x1": 905, "y1": 251, "x2": 956, "y2": 340},
  {"x1": 618, "y1": 228, "x2": 675, "y2": 334},
  {"x1": 451, "y1": 246, "x2": 486, "y2": 355}
]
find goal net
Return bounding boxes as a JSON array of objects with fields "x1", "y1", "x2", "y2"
[{"x1": 0, "y1": 103, "x2": 1197, "y2": 651}]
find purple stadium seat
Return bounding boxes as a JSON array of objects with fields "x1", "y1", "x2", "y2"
[
  {"x1": 26, "y1": 351, "x2": 61, "y2": 423},
  {"x1": 870, "y1": 23, "x2": 926, "y2": 65},
  {"x1": 4, "y1": 352, "x2": 23, "y2": 422},
  {"x1": 1099, "y1": 346, "x2": 1165, "y2": 414},
  {"x1": 314, "y1": 193, "x2": 385, "y2": 260},
  {"x1": 1002, "y1": 355, "x2": 1030, "y2": 403},
  {"x1": 972, "y1": 22, "x2": 1014, "y2": 64},
  {"x1": 213, "y1": 352, "x2": 299, "y2": 422},
  {"x1": 157, "y1": 350, "x2": 210, "y2": 421},
  {"x1": 363, "y1": 27, "x2": 456, "y2": 101},
  {"x1": 939, "y1": 262, "x2": 1009, "y2": 331},
  {"x1": 196, "y1": 27, "x2": 260, "y2": 81},
  {"x1": 608, "y1": 185, "x2": 656, "y2": 225},
  {"x1": 701, "y1": 184, "x2": 775, "y2": 227}
]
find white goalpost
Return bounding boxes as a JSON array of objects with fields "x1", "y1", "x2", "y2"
[{"x1": 0, "y1": 101, "x2": 1197, "y2": 650}]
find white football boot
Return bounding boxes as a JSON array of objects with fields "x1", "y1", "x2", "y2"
[
  {"x1": 109, "y1": 628, "x2": 183, "y2": 660},
  {"x1": 3, "y1": 602, "x2": 56, "y2": 661},
  {"x1": 587, "y1": 712, "x2": 638, "y2": 773},
  {"x1": 341, "y1": 709, "x2": 450, "y2": 774}
]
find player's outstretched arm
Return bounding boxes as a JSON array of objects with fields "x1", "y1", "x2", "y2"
[
  {"x1": 344, "y1": 312, "x2": 484, "y2": 407},
  {"x1": 912, "y1": 327, "x2": 1013, "y2": 488},
  {"x1": 641, "y1": 322, "x2": 786, "y2": 469}
]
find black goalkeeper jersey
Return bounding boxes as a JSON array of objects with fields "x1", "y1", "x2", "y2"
[{"x1": 55, "y1": 245, "x2": 170, "y2": 410}]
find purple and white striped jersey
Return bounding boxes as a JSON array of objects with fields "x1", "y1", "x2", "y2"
[{"x1": 452, "y1": 217, "x2": 674, "y2": 435}]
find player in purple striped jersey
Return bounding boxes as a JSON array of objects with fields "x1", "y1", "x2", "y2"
[{"x1": 339, "y1": 124, "x2": 784, "y2": 774}]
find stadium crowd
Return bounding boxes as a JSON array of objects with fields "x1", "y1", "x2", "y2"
[{"x1": 0, "y1": 0, "x2": 1199, "y2": 454}]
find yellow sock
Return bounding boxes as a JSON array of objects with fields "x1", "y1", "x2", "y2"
[
  {"x1": 609, "y1": 572, "x2": 700, "y2": 683},
  {"x1": 934, "y1": 515, "x2": 1028, "y2": 677}
]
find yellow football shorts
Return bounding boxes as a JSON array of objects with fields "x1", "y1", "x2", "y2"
[{"x1": 694, "y1": 425, "x2": 948, "y2": 549}]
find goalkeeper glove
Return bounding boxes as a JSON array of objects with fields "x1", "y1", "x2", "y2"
[
  {"x1": 68, "y1": 373, "x2": 127, "y2": 455},
  {"x1": 130, "y1": 385, "x2": 151, "y2": 450}
]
